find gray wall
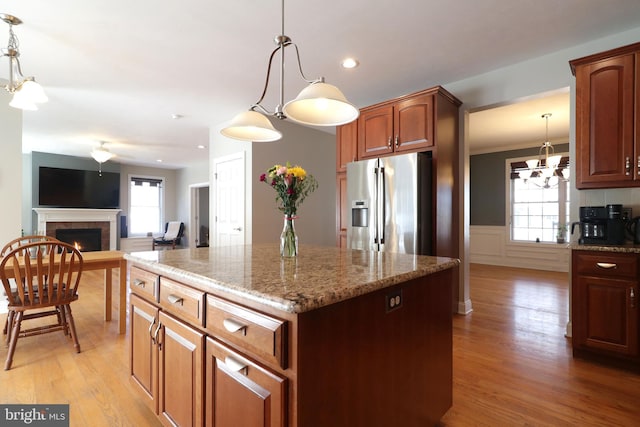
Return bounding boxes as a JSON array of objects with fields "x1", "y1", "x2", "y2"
[
  {"x1": 29, "y1": 151, "x2": 121, "y2": 233},
  {"x1": 27, "y1": 152, "x2": 180, "y2": 245},
  {"x1": 176, "y1": 160, "x2": 210, "y2": 247},
  {"x1": 470, "y1": 143, "x2": 569, "y2": 225},
  {"x1": 210, "y1": 119, "x2": 336, "y2": 247},
  {"x1": 469, "y1": 144, "x2": 569, "y2": 225},
  {"x1": 252, "y1": 120, "x2": 336, "y2": 246}
]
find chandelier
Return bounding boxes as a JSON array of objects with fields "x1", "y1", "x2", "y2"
[
  {"x1": 220, "y1": 0, "x2": 359, "y2": 142},
  {"x1": 1, "y1": 13, "x2": 47, "y2": 110},
  {"x1": 518, "y1": 113, "x2": 568, "y2": 188}
]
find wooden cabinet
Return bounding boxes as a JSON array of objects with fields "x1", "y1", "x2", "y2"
[
  {"x1": 572, "y1": 250, "x2": 639, "y2": 364},
  {"x1": 130, "y1": 267, "x2": 286, "y2": 427},
  {"x1": 334, "y1": 85, "x2": 461, "y2": 256},
  {"x1": 358, "y1": 93, "x2": 434, "y2": 159},
  {"x1": 336, "y1": 120, "x2": 357, "y2": 173},
  {"x1": 130, "y1": 293, "x2": 159, "y2": 411},
  {"x1": 570, "y1": 42, "x2": 640, "y2": 188},
  {"x1": 128, "y1": 254, "x2": 456, "y2": 426},
  {"x1": 205, "y1": 337, "x2": 287, "y2": 427},
  {"x1": 130, "y1": 278, "x2": 204, "y2": 427}
]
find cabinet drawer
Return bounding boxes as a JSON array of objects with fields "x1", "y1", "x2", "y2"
[
  {"x1": 206, "y1": 295, "x2": 286, "y2": 368},
  {"x1": 159, "y1": 277, "x2": 205, "y2": 326},
  {"x1": 574, "y1": 252, "x2": 638, "y2": 279},
  {"x1": 206, "y1": 337, "x2": 287, "y2": 427},
  {"x1": 129, "y1": 266, "x2": 159, "y2": 302}
]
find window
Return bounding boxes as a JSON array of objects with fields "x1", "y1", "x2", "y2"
[
  {"x1": 129, "y1": 176, "x2": 164, "y2": 236},
  {"x1": 509, "y1": 155, "x2": 570, "y2": 243}
]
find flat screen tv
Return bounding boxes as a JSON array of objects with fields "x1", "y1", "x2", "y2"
[{"x1": 39, "y1": 166, "x2": 120, "y2": 208}]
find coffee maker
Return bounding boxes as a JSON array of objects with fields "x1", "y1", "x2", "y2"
[{"x1": 572, "y1": 204, "x2": 626, "y2": 245}]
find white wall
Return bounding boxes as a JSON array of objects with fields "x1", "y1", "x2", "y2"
[
  {"x1": 0, "y1": 91, "x2": 23, "y2": 244},
  {"x1": 444, "y1": 25, "x2": 640, "y2": 314}
]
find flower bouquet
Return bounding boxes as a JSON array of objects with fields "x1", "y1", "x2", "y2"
[{"x1": 260, "y1": 163, "x2": 318, "y2": 257}]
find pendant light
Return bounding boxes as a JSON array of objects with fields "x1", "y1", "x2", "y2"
[
  {"x1": 220, "y1": 0, "x2": 359, "y2": 142},
  {"x1": 1, "y1": 14, "x2": 47, "y2": 110}
]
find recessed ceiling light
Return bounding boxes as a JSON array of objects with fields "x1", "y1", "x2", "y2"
[
  {"x1": 341, "y1": 58, "x2": 359, "y2": 69},
  {"x1": 197, "y1": 145, "x2": 206, "y2": 149},
  {"x1": 156, "y1": 159, "x2": 163, "y2": 163},
  {"x1": 171, "y1": 114, "x2": 183, "y2": 120}
]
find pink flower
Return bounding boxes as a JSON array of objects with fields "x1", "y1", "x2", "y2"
[
  {"x1": 287, "y1": 188, "x2": 295, "y2": 195},
  {"x1": 284, "y1": 175, "x2": 292, "y2": 187},
  {"x1": 259, "y1": 173, "x2": 266, "y2": 182},
  {"x1": 276, "y1": 166, "x2": 287, "y2": 176}
]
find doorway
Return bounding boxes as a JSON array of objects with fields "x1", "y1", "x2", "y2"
[{"x1": 189, "y1": 183, "x2": 210, "y2": 248}]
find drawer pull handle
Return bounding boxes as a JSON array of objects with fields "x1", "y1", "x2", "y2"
[
  {"x1": 224, "y1": 356, "x2": 248, "y2": 374},
  {"x1": 134, "y1": 279, "x2": 145, "y2": 288},
  {"x1": 167, "y1": 294, "x2": 184, "y2": 305},
  {"x1": 631, "y1": 288, "x2": 636, "y2": 309},
  {"x1": 596, "y1": 262, "x2": 617, "y2": 269},
  {"x1": 223, "y1": 318, "x2": 247, "y2": 335}
]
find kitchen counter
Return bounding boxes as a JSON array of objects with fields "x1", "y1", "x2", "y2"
[
  {"x1": 569, "y1": 242, "x2": 640, "y2": 254},
  {"x1": 124, "y1": 243, "x2": 459, "y2": 313},
  {"x1": 125, "y1": 243, "x2": 459, "y2": 426}
]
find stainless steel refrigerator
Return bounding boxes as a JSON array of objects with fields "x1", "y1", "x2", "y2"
[{"x1": 346, "y1": 152, "x2": 433, "y2": 255}]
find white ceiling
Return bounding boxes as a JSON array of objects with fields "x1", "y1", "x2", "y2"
[{"x1": 3, "y1": 1, "x2": 640, "y2": 168}]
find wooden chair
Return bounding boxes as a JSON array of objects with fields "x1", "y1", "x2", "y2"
[
  {"x1": 0, "y1": 241, "x2": 83, "y2": 370},
  {"x1": 1, "y1": 235, "x2": 60, "y2": 339},
  {"x1": 152, "y1": 221, "x2": 184, "y2": 250}
]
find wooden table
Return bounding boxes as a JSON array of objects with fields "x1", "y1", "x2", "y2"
[{"x1": 2, "y1": 250, "x2": 127, "y2": 334}]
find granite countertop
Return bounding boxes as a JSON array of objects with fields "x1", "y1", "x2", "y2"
[
  {"x1": 569, "y1": 242, "x2": 640, "y2": 254},
  {"x1": 124, "y1": 244, "x2": 459, "y2": 314}
]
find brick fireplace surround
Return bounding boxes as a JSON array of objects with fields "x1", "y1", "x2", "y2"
[{"x1": 34, "y1": 208, "x2": 121, "y2": 250}]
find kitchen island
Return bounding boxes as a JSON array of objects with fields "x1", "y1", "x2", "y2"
[{"x1": 125, "y1": 244, "x2": 459, "y2": 427}]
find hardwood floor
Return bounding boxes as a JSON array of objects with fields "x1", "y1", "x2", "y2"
[
  {"x1": 1, "y1": 264, "x2": 638, "y2": 426},
  {"x1": 439, "y1": 264, "x2": 640, "y2": 426},
  {"x1": 0, "y1": 269, "x2": 161, "y2": 427}
]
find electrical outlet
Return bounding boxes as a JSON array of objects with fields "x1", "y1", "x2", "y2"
[{"x1": 385, "y1": 289, "x2": 402, "y2": 313}]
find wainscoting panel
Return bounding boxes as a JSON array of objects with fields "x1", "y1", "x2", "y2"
[{"x1": 470, "y1": 226, "x2": 570, "y2": 272}]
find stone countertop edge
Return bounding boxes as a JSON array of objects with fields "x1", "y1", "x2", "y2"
[
  {"x1": 124, "y1": 245, "x2": 460, "y2": 314},
  {"x1": 569, "y1": 243, "x2": 640, "y2": 254}
]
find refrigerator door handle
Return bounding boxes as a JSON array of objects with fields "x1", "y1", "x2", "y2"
[
  {"x1": 373, "y1": 166, "x2": 380, "y2": 245},
  {"x1": 379, "y1": 166, "x2": 385, "y2": 245}
]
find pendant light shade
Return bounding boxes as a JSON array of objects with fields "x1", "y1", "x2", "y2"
[
  {"x1": 220, "y1": 110, "x2": 283, "y2": 142},
  {"x1": 283, "y1": 82, "x2": 360, "y2": 126}
]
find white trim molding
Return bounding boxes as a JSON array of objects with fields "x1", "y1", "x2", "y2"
[
  {"x1": 470, "y1": 225, "x2": 570, "y2": 272},
  {"x1": 34, "y1": 208, "x2": 121, "y2": 250}
]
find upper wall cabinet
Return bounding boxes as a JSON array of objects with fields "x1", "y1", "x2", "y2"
[
  {"x1": 336, "y1": 120, "x2": 358, "y2": 173},
  {"x1": 570, "y1": 42, "x2": 640, "y2": 189},
  {"x1": 358, "y1": 93, "x2": 435, "y2": 160}
]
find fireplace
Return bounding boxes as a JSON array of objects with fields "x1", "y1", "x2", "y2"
[
  {"x1": 56, "y1": 228, "x2": 102, "y2": 252},
  {"x1": 34, "y1": 208, "x2": 121, "y2": 250}
]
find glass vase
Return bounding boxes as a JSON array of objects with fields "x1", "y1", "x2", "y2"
[{"x1": 280, "y1": 216, "x2": 298, "y2": 258}]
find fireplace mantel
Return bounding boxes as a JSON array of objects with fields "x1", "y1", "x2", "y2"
[{"x1": 34, "y1": 208, "x2": 121, "y2": 250}]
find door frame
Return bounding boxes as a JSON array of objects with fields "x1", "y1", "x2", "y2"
[{"x1": 189, "y1": 182, "x2": 209, "y2": 248}]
